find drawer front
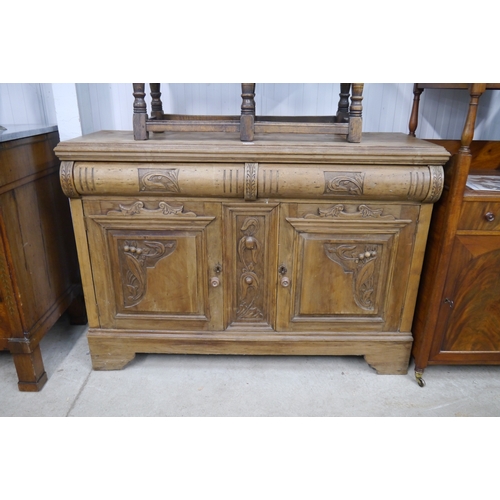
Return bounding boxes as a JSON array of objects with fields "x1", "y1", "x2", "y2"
[{"x1": 458, "y1": 201, "x2": 500, "y2": 231}]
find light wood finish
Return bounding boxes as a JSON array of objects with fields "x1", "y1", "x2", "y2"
[
  {"x1": 132, "y1": 83, "x2": 364, "y2": 143},
  {"x1": 410, "y1": 84, "x2": 500, "y2": 385},
  {"x1": 56, "y1": 131, "x2": 448, "y2": 375},
  {"x1": 0, "y1": 131, "x2": 87, "y2": 391}
]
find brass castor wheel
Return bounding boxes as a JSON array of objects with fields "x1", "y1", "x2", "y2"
[{"x1": 415, "y1": 371, "x2": 425, "y2": 387}]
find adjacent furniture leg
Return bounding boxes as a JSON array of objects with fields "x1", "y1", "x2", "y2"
[
  {"x1": 409, "y1": 84, "x2": 424, "y2": 136},
  {"x1": 12, "y1": 345, "x2": 48, "y2": 392}
]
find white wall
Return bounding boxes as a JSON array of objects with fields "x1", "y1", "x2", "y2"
[
  {"x1": 2, "y1": 83, "x2": 500, "y2": 142},
  {"x1": 72, "y1": 83, "x2": 500, "y2": 141},
  {"x1": 0, "y1": 83, "x2": 56, "y2": 126}
]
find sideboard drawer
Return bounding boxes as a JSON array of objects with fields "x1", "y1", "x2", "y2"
[{"x1": 458, "y1": 201, "x2": 500, "y2": 231}]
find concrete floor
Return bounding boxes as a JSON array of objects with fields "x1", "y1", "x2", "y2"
[{"x1": 1, "y1": 314, "x2": 500, "y2": 417}]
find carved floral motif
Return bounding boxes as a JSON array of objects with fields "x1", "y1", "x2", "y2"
[
  {"x1": 138, "y1": 169, "x2": 180, "y2": 192},
  {"x1": 324, "y1": 243, "x2": 381, "y2": 310},
  {"x1": 324, "y1": 172, "x2": 364, "y2": 195},
  {"x1": 107, "y1": 201, "x2": 196, "y2": 216},
  {"x1": 236, "y1": 217, "x2": 264, "y2": 320},
  {"x1": 305, "y1": 204, "x2": 395, "y2": 219},
  {"x1": 120, "y1": 239, "x2": 177, "y2": 307}
]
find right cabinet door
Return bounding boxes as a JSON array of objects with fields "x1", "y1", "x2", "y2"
[
  {"x1": 276, "y1": 202, "x2": 420, "y2": 333},
  {"x1": 430, "y1": 233, "x2": 500, "y2": 360}
]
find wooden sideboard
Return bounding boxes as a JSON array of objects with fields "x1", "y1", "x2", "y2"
[
  {"x1": 55, "y1": 131, "x2": 449, "y2": 375},
  {"x1": 410, "y1": 83, "x2": 500, "y2": 386},
  {"x1": 0, "y1": 127, "x2": 87, "y2": 391}
]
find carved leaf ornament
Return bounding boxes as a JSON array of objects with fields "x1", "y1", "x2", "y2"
[
  {"x1": 324, "y1": 244, "x2": 380, "y2": 310},
  {"x1": 236, "y1": 217, "x2": 264, "y2": 319},
  {"x1": 121, "y1": 240, "x2": 177, "y2": 307}
]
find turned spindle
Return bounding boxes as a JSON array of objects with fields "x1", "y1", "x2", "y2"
[
  {"x1": 347, "y1": 83, "x2": 363, "y2": 143},
  {"x1": 133, "y1": 83, "x2": 148, "y2": 140},
  {"x1": 240, "y1": 83, "x2": 256, "y2": 142}
]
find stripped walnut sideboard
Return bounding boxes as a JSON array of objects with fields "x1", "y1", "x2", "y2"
[{"x1": 56, "y1": 131, "x2": 449, "y2": 374}]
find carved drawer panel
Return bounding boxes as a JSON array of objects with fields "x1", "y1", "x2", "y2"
[
  {"x1": 258, "y1": 164, "x2": 443, "y2": 202},
  {"x1": 458, "y1": 200, "x2": 500, "y2": 231}
]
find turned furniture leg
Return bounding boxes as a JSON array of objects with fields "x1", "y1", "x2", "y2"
[
  {"x1": 149, "y1": 83, "x2": 164, "y2": 121},
  {"x1": 409, "y1": 84, "x2": 423, "y2": 136},
  {"x1": 12, "y1": 345, "x2": 48, "y2": 392},
  {"x1": 336, "y1": 83, "x2": 351, "y2": 122},
  {"x1": 347, "y1": 83, "x2": 363, "y2": 143},
  {"x1": 133, "y1": 83, "x2": 148, "y2": 140},
  {"x1": 240, "y1": 83, "x2": 256, "y2": 142}
]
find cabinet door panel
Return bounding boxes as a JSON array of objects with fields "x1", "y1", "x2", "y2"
[
  {"x1": 433, "y1": 234, "x2": 500, "y2": 356},
  {"x1": 223, "y1": 203, "x2": 279, "y2": 330},
  {"x1": 276, "y1": 202, "x2": 416, "y2": 332},
  {"x1": 85, "y1": 200, "x2": 222, "y2": 331}
]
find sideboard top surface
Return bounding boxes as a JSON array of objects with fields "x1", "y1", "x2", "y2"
[{"x1": 55, "y1": 131, "x2": 450, "y2": 165}]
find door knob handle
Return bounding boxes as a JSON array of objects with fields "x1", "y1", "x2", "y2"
[{"x1": 281, "y1": 276, "x2": 290, "y2": 287}]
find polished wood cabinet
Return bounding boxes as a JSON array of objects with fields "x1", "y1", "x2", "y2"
[
  {"x1": 410, "y1": 84, "x2": 500, "y2": 385},
  {"x1": 56, "y1": 131, "x2": 449, "y2": 375},
  {"x1": 0, "y1": 128, "x2": 86, "y2": 391}
]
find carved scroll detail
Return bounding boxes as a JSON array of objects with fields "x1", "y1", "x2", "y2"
[
  {"x1": 139, "y1": 169, "x2": 180, "y2": 192},
  {"x1": 324, "y1": 244, "x2": 381, "y2": 310},
  {"x1": 424, "y1": 166, "x2": 445, "y2": 203},
  {"x1": 305, "y1": 204, "x2": 395, "y2": 219},
  {"x1": 324, "y1": 171, "x2": 364, "y2": 195},
  {"x1": 236, "y1": 217, "x2": 264, "y2": 319},
  {"x1": 60, "y1": 161, "x2": 77, "y2": 197},
  {"x1": 244, "y1": 163, "x2": 258, "y2": 201},
  {"x1": 107, "y1": 201, "x2": 196, "y2": 216},
  {"x1": 120, "y1": 240, "x2": 177, "y2": 307}
]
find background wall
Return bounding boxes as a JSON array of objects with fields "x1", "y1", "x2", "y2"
[{"x1": 2, "y1": 83, "x2": 500, "y2": 142}]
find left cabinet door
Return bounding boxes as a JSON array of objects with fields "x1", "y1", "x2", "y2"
[{"x1": 84, "y1": 199, "x2": 223, "y2": 331}]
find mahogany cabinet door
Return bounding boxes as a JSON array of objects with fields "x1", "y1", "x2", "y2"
[
  {"x1": 275, "y1": 202, "x2": 420, "y2": 332},
  {"x1": 430, "y1": 234, "x2": 500, "y2": 362},
  {"x1": 84, "y1": 199, "x2": 223, "y2": 331}
]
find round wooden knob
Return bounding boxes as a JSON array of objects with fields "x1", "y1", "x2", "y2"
[
  {"x1": 485, "y1": 212, "x2": 495, "y2": 222},
  {"x1": 210, "y1": 277, "x2": 220, "y2": 287}
]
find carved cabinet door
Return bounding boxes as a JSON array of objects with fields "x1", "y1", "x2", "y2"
[
  {"x1": 222, "y1": 203, "x2": 280, "y2": 331},
  {"x1": 275, "y1": 202, "x2": 420, "y2": 333},
  {"x1": 84, "y1": 199, "x2": 223, "y2": 331},
  {"x1": 431, "y1": 234, "x2": 500, "y2": 360}
]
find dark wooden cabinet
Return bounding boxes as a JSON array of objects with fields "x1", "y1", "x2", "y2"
[
  {"x1": 0, "y1": 127, "x2": 86, "y2": 391},
  {"x1": 410, "y1": 84, "x2": 500, "y2": 386},
  {"x1": 56, "y1": 131, "x2": 449, "y2": 375}
]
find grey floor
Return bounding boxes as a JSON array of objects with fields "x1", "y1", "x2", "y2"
[{"x1": 1, "y1": 313, "x2": 500, "y2": 417}]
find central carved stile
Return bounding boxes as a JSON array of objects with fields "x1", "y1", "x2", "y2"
[{"x1": 236, "y1": 217, "x2": 264, "y2": 320}]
